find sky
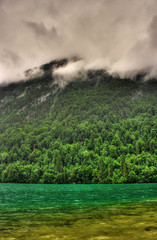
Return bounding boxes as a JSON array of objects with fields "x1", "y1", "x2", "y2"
[{"x1": 0, "y1": 0, "x2": 157, "y2": 85}]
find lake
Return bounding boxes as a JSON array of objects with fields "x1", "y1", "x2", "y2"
[{"x1": 0, "y1": 183, "x2": 157, "y2": 240}]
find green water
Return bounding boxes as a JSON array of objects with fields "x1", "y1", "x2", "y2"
[{"x1": 0, "y1": 183, "x2": 157, "y2": 240}]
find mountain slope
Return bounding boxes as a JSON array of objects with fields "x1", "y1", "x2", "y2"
[{"x1": 0, "y1": 66, "x2": 157, "y2": 184}]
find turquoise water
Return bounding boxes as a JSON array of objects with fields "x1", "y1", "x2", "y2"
[{"x1": 0, "y1": 183, "x2": 157, "y2": 239}]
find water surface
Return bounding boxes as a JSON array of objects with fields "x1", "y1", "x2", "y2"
[{"x1": 0, "y1": 183, "x2": 157, "y2": 239}]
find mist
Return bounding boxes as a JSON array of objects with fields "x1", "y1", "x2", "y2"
[{"x1": 0, "y1": 0, "x2": 157, "y2": 85}]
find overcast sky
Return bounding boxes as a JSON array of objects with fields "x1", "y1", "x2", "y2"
[{"x1": 0, "y1": 0, "x2": 157, "y2": 85}]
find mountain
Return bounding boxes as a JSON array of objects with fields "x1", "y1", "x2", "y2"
[{"x1": 0, "y1": 59, "x2": 157, "y2": 184}]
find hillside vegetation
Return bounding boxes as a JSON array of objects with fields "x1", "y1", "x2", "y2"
[{"x1": 0, "y1": 70, "x2": 157, "y2": 183}]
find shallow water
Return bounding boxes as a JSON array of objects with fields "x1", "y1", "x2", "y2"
[{"x1": 0, "y1": 183, "x2": 157, "y2": 240}]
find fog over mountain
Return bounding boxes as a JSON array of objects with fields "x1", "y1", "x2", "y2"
[{"x1": 0, "y1": 0, "x2": 157, "y2": 85}]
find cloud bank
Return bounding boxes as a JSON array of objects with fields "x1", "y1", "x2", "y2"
[{"x1": 0, "y1": 0, "x2": 157, "y2": 85}]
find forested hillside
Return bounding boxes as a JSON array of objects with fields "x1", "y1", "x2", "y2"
[{"x1": 0, "y1": 69, "x2": 157, "y2": 184}]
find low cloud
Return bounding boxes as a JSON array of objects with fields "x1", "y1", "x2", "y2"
[{"x1": 0, "y1": 0, "x2": 157, "y2": 85}]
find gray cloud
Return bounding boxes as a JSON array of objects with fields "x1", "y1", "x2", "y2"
[
  {"x1": 149, "y1": 15, "x2": 157, "y2": 48},
  {"x1": 25, "y1": 21, "x2": 58, "y2": 40},
  {"x1": 0, "y1": 0, "x2": 157, "y2": 85},
  {"x1": 0, "y1": 49, "x2": 22, "y2": 67}
]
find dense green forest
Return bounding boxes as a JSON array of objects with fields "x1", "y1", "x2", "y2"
[{"x1": 0, "y1": 69, "x2": 157, "y2": 184}]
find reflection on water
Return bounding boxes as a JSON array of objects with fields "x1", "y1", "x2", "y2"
[{"x1": 0, "y1": 183, "x2": 157, "y2": 240}]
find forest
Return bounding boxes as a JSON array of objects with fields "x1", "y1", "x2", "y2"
[{"x1": 0, "y1": 70, "x2": 157, "y2": 184}]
